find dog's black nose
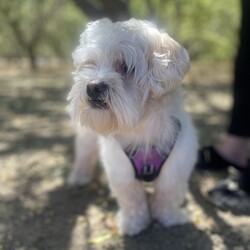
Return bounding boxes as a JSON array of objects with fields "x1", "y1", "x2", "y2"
[{"x1": 86, "y1": 82, "x2": 108, "y2": 99}]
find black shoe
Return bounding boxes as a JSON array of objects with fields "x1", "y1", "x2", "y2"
[
  {"x1": 207, "y1": 168, "x2": 250, "y2": 214},
  {"x1": 196, "y1": 146, "x2": 247, "y2": 171},
  {"x1": 238, "y1": 164, "x2": 250, "y2": 194}
]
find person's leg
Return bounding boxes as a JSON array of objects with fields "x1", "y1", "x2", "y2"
[
  {"x1": 196, "y1": 0, "x2": 250, "y2": 213},
  {"x1": 215, "y1": 0, "x2": 250, "y2": 169},
  {"x1": 228, "y1": 0, "x2": 250, "y2": 138}
]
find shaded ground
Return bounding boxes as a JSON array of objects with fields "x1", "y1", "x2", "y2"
[{"x1": 0, "y1": 63, "x2": 249, "y2": 250}]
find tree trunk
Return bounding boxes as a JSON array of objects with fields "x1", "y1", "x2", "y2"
[
  {"x1": 72, "y1": 0, "x2": 130, "y2": 21},
  {"x1": 27, "y1": 46, "x2": 37, "y2": 71}
]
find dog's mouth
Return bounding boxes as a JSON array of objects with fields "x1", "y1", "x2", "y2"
[{"x1": 88, "y1": 98, "x2": 109, "y2": 109}]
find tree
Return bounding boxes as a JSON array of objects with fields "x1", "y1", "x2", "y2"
[
  {"x1": 0, "y1": 0, "x2": 241, "y2": 66},
  {"x1": 0, "y1": 0, "x2": 67, "y2": 70}
]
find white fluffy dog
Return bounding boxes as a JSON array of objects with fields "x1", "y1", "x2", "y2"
[{"x1": 67, "y1": 18, "x2": 197, "y2": 236}]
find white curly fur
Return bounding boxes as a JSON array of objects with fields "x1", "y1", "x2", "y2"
[{"x1": 67, "y1": 18, "x2": 197, "y2": 236}]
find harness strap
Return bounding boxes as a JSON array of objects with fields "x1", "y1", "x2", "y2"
[{"x1": 125, "y1": 117, "x2": 181, "y2": 182}]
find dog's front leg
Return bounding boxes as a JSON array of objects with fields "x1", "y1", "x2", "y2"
[
  {"x1": 151, "y1": 166, "x2": 189, "y2": 228},
  {"x1": 100, "y1": 138, "x2": 151, "y2": 236},
  {"x1": 151, "y1": 120, "x2": 197, "y2": 228},
  {"x1": 151, "y1": 149, "x2": 195, "y2": 227},
  {"x1": 114, "y1": 180, "x2": 150, "y2": 236}
]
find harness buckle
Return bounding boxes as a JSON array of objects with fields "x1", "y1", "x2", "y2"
[{"x1": 142, "y1": 164, "x2": 155, "y2": 175}]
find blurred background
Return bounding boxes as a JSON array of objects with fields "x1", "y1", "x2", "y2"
[
  {"x1": 2, "y1": 1, "x2": 250, "y2": 250},
  {"x1": 0, "y1": 0, "x2": 240, "y2": 70}
]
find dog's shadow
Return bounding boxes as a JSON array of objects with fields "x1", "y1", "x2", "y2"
[
  {"x1": 62, "y1": 171, "x2": 213, "y2": 250},
  {"x1": 43, "y1": 173, "x2": 213, "y2": 250},
  {"x1": 122, "y1": 223, "x2": 212, "y2": 250}
]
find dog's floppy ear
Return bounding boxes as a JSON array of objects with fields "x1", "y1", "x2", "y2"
[{"x1": 147, "y1": 32, "x2": 190, "y2": 97}]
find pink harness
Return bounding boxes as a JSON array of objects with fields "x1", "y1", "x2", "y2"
[{"x1": 125, "y1": 117, "x2": 181, "y2": 182}]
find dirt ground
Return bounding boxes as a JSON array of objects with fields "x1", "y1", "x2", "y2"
[{"x1": 0, "y1": 62, "x2": 249, "y2": 250}]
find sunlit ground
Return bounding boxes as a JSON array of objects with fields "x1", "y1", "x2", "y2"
[{"x1": 0, "y1": 62, "x2": 249, "y2": 250}]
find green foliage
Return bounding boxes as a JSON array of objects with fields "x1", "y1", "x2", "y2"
[
  {"x1": 38, "y1": 2, "x2": 87, "y2": 58},
  {"x1": 130, "y1": 0, "x2": 240, "y2": 61},
  {"x1": 0, "y1": 0, "x2": 241, "y2": 62}
]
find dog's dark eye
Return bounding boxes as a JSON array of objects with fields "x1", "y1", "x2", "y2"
[
  {"x1": 119, "y1": 61, "x2": 128, "y2": 75},
  {"x1": 115, "y1": 61, "x2": 135, "y2": 76},
  {"x1": 115, "y1": 60, "x2": 128, "y2": 75},
  {"x1": 121, "y1": 62, "x2": 128, "y2": 74}
]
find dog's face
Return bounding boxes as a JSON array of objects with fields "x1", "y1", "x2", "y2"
[{"x1": 67, "y1": 19, "x2": 189, "y2": 134}]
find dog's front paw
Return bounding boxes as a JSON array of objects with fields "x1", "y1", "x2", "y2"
[
  {"x1": 67, "y1": 169, "x2": 92, "y2": 186},
  {"x1": 117, "y1": 210, "x2": 151, "y2": 236},
  {"x1": 153, "y1": 208, "x2": 189, "y2": 227}
]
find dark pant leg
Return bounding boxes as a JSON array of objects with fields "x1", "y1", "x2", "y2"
[{"x1": 228, "y1": 0, "x2": 250, "y2": 137}]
